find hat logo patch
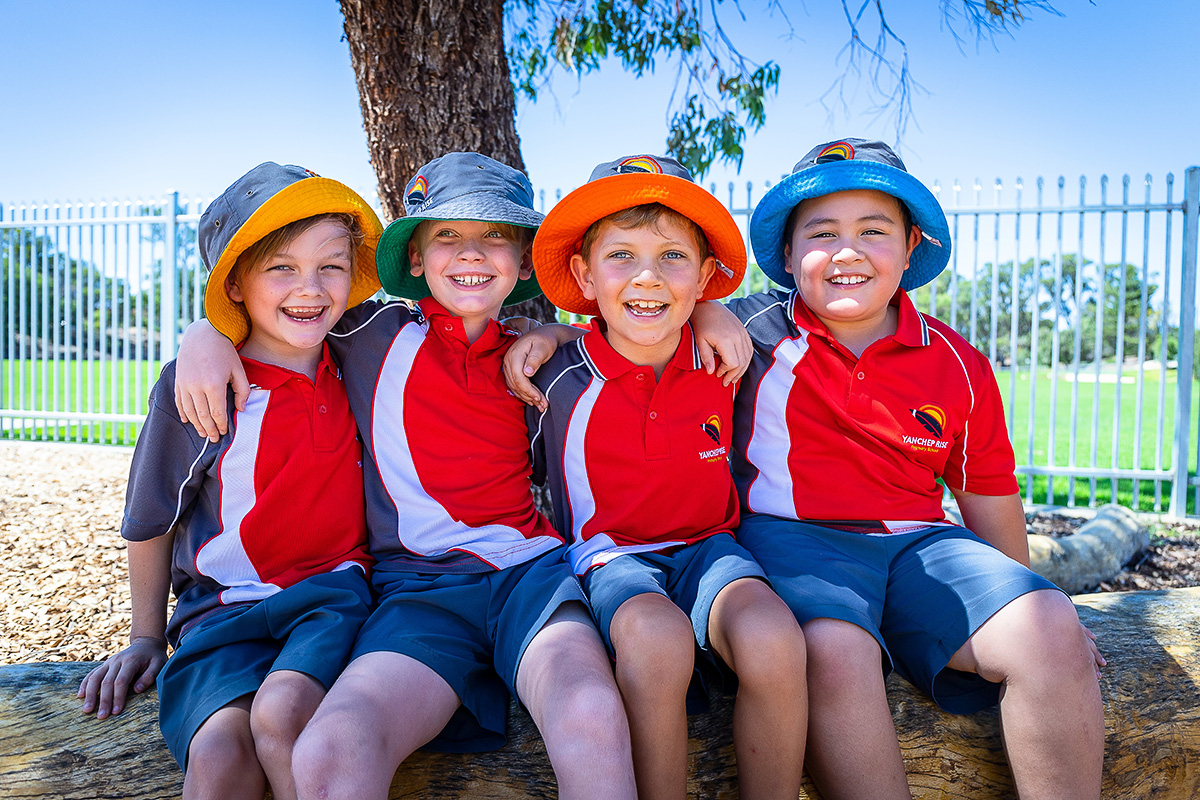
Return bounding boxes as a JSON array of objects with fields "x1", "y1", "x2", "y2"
[
  {"x1": 616, "y1": 156, "x2": 663, "y2": 175},
  {"x1": 815, "y1": 141, "x2": 855, "y2": 163},
  {"x1": 408, "y1": 175, "x2": 429, "y2": 204},
  {"x1": 302, "y1": 168, "x2": 319, "y2": 178}
]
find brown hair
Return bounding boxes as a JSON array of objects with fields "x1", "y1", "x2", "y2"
[
  {"x1": 410, "y1": 219, "x2": 535, "y2": 253},
  {"x1": 578, "y1": 203, "x2": 709, "y2": 262},
  {"x1": 229, "y1": 212, "x2": 364, "y2": 288}
]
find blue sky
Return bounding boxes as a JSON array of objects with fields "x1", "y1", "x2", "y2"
[{"x1": 1, "y1": 0, "x2": 1196, "y2": 207}]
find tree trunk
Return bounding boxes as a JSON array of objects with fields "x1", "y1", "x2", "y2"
[
  {"x1": 339, "y1": 0, "x2": 556, "y2": 322},
  {"x1": 5, "y1": 588, "x2": 1200, "y2": 799}
]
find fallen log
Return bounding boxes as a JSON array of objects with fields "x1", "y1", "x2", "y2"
[{"x1": 2, "y1": 587, "x2": 1198, "y2": 799}]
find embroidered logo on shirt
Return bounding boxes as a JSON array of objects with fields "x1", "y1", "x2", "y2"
[
  {"x1": 699, "y1": 414, "x2": 728, "y2": 461},
  {"x1": 904, "y1": 404, "x2": 951, "y2": 452}
]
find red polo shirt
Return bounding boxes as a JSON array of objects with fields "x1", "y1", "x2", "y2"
[
  {"x1": 727, "y1": 289, "x2": 1018, "y2": 527},
  {"x1": 529, "y1": 322, "x2": 740, "y2": 575}
]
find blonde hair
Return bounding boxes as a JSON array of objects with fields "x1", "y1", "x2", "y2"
[
  {"x1": 410, "y1": 219, "x2": 535, "y2": 253},
  {"x1": 578, "y1": 203, "x2": 709, "y2": 262}
]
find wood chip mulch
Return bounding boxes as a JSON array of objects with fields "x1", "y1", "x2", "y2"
[{"x1": 2, "y1": 442, "x2": 1198, "y2": 666}]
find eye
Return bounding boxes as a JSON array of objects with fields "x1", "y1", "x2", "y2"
[
  {"x1": 663, "y1": 250, "x2": 687, "y2": 260},
  {"x1": 322, "y1": 262, "x2": 349, "y2": 272}
]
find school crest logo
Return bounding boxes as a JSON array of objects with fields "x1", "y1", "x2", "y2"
[
  {"x1": 698, "y1": 413, "x2": 727, "y2": 461},
  {"x1": 910, "y1": 404, "x2": 946, "y2": 438},
  {"x1": 815, "y1": 141, "x2": 855, "y2": 163},
  {"x1": 407, "y1": 175, "x2": 429, "y2": 205},
  {"x1": 616, "y1": 156, "x2": 663, "y2": 175}
]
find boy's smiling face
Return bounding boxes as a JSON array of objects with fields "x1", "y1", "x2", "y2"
[
  {"x1": 409, "y1": 220, "x2": 532, "y2": 340},
  {"x1": 228, "y1": 218, "x2": 353, "y2": 372},
  {"x1": 784, "y1": 189, "x2": 921, "y2": 345},
  {"x1": 570, "y1": 214, "x2": 716, "y2": 373}
]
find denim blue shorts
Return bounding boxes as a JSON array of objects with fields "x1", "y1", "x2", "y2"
[
  {"x1": 351, "y1": 547, "x2": 586, "y2": 752},
  {"x1": 736, "y1": 514, "x2": 1059, "y2": 714},
  {"x1": 583, "y1": 533, "x2": 767, "y2": 653},
  {"x1": 156, "y1": 567, "x2": 372, "y2": 769}
]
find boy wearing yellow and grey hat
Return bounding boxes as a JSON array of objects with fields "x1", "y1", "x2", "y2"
[
  {"x1": 524, "y1": 154, "x2": 808, "y2": 800},
  {"x1": 78, "y1": 162, "x2": 380, "y2": 800}
]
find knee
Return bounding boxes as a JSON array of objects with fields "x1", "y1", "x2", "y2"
[
  {"x1": 292, "y1": 707, "x2": 362, "y2": 784},
  {"x1": 725, "y1": 609, "x2": 807, "y2": 689},
  {"x1": 187, "y1": 725, "x2": 261, "y2": 788},
  {"x1": 610, "y1": 598, "x2": 695, "y2": 683},
  {"x1": 1004, "y1": 590, "x2": 1096, "y2": 678},
  {"x1": 543, "y1": 674, "x2": 630, "y2": 748},
  {"x1": 802, "y1": 619, "x2": 882, "y2": 693}
]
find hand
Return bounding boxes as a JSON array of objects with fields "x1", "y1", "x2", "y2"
[
  {"x1": 502, "y1": 324, "x2": 583, "y2": 411},
  {"x1": 173, "y1": 320, "x2": 249, "y2": 442},
  {"x1": 1081, "y1": 622, "x2": 1106, "y2": 677},
  {"x1": 690, "y1": 301, "x2": 752, "y2": 386},
  {"x1": 77, "y1": 637, "x2": 168, "y2": 719}
]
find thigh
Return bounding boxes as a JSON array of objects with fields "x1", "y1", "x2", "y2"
[
  {"x1": 516, "y1": 601, "x2": 614, "y2": 716},
  {"x1": 584, "y1": 555, "x2": 671, "y2": 652},
  {"x1": 882, "y1": 526, "x2": 1058, "y2": 713},
  {"x1": 664, "y1": 534, "x2": 766, "y2": 650}
]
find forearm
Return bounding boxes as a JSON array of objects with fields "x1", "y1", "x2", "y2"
[{"x1": 126, "y1": 537, "x2": 173, "y2": 643}]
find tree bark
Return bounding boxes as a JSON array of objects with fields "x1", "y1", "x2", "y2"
[
  {"x1": 5, "y1": 588, "x2": 1200, "y2": 799},
  {"x1": 339, "y1": 0, "x2": 556, "y2": 322}
]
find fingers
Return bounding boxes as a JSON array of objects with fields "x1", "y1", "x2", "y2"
[
  {"x1": 697, "y1": 339, "x2": 718, "y2": 375},
  {"x1": 231, "y1": 372, "x2": 251, "y2": 414},
  {"x1": 1082, "y1": 623, "x2": 1106, "y2": 674},
  {"x1": 502, "y1": 340, "x2": 549, "y2": 411}
]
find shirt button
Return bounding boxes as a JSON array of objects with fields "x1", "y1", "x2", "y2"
[
  {"x1": 857, "y1": 371, "x2": 865, "y2": 380},
  {"x1": 444, "y1": 323, "x2": 453, "y2": 332},
  {"x1": 636, "y1": 373, "x2": 645, "y2": 381},
  {"x1": 318, "y1": 405, "x2": 328, "y2": 414},
  {"x1": 649, "y1": 411, "x2": 658, "y2": 420}
]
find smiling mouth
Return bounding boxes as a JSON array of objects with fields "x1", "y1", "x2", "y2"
[
  {"x1": 626, "y1": 299, "x2": 667, "y2": 317},
  {"x1": 829, "y1": 275, "x2": 868, "y2": 286},
  {"x1": 283, "y1": 307, "x2": 326, "y2": 322},
  {"x1": 452, "y1": 275, "x2": 494, "y2": 287}
]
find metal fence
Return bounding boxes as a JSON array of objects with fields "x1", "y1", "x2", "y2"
[{"x1": 3, "y1": 167, "x2": 1199, "y2": 515}]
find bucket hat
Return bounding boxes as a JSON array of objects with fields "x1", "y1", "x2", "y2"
[
  {"x1": 375, "y1": 152, "x2": 544, "y2": 304},
  {"x1": 199, "y1": 162, "x2": 382, "y2": 344},
  {"x1": 532, "y1": 154, "x2": 746, "y2": 316},
  {"x1": 749, "y1": 138, "x2": 951, "y2": 291}
]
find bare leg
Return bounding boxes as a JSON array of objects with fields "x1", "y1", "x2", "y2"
[
  {"x1": 249, "y1": 670, "x2": 325, "y2": 800},
  {"x1": 183, "y1": 696, "x2": 267, "y2": 800},
  {"x1": 707, "y1": 579, "x2": 807, "y2": 800},
  {"x1": 292, "y1": 652, "x2": 460, "y2": 800},
  {"x1": 608, "y1": 593, "x2": 695, "y2": 800},
  {"x1": 517, "y1": 601, "x2": 637, "y2": 800},
  {"x1": 948, "y1": 589, "x2": 1103, "y2": 800},
  {"x1": 802, "y1": 618, "x2": 912, "y2": 800}
]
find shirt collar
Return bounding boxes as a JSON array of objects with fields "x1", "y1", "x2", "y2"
[
  {"x1": 416, "y1": 296, "x2": 515, "y2": 350},
  {"x1": 789, "y1": 288, "x2": 929, "y2": 348},
  {"x1": 240, "y1": 341, "x2": 339, "y2": 389},
  {"x1": 578, "y1": 318, "x2": 700, "y2": 380}
]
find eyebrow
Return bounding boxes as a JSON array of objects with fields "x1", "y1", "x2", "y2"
[{"x1": 801, "y1": 213, "x2": 897, "y2": 230}]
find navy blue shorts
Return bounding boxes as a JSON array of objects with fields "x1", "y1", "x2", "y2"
[
  {"x1": 351, "y1": 547, "x2": 586, "y2": 752},
  {"x1": 583, "y1": 533, "x2": 766, "y2": 653},
  {"x1": 736, "y1": 514, "x2": 1059, "y2": 714},
  {"x1": 156, "y1": 567, "x2": 372, "y2": 769}
]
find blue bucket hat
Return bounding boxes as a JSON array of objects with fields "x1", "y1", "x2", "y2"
[
  {"x1": 749, "y1": 138, "x2": 951, "y2": 291},
  {"x1": 375, "y1": 152, "x2": 544, "y2": 305}
]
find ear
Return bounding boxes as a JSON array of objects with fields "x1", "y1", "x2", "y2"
[
  {"x1": 695, "y1": 255, "x2": 718, "y2": 300},
  {"x1": 569, "y1": 253, "x2": 597, "y2": 301},
  {"x1": 408, "y1": 241, "x2": 425, "y2": 277},
  {"x1": 226, "y1": 276, "x2": 244, "y2": 303},
  {"x1": 518, "y1": 243, "x2": 535, "y2": 281},
  {"x1": 782, "y1": 243, "x2": 795, "y2": 275},
  {"x1": 905, "y1": 224, "x2": 922, "y2": 271}
]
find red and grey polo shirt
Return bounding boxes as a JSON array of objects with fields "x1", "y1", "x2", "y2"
[
  {"x1": 726, "y1": 288, "x2": 1018, "y2": 528},
  {"x1": 528, "y1": 322, "x2": 740, "y2": 575},
  {"x1": 121, "y1": 346, "x2": 371, "y2": 646},
  {"x1": 328, "y1": 298, "x2": 563, "y2": 573}
]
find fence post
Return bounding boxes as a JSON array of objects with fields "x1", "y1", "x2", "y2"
[
  {"x1": 160, "y1": 191, "x2": 179, "y2": 359},
  {"x1": 1171, "y1": 167, "x2": 1200, "y2": 517}
]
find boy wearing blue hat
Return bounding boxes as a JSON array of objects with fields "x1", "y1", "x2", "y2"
[
  {"x1": 172, "y1": 153, "x2": 645, "y2": 800},
  {"x1": 78, "y1": 162, "x2": 380, "y2": 800},
  {"x1": 731, "y1": 139, "x2": 1105, "y2": 799}
]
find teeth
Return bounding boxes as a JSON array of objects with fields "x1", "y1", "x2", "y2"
[
  {"x1": 829, "y1": 275, "x2": 868, "y2": 285},
  {"x1": 283, "y1": 307, "x2": 324, "y2": 321},
  {"x1": 452, "y1": 275, "x2": 493, "y2": 286},
  {"x1": 626, "y1": 300, "x2": 666, "y2": 317}
]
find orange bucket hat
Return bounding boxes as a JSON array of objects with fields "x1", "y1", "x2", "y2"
[{"x1": 532, "y1": 154, "x2": 746, "y2": 316}]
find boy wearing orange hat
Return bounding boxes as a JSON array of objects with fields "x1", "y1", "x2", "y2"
[
  {"x1": 526, "y1": 154, "x2": 807, "y2": 800},
  {"x1": 78, "y1": 162, "x2": 379, "y2": 800}
]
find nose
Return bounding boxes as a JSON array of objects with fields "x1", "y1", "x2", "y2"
[
  {"x1": 456, "y1": 237, "x2": 485, "y2": 262},
  {"x1": 631, "y1": 263, "x2": 664, "y2": 287},
  {"x1": 830, "y1": 245, "x2": 863, "y2": 265}
]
